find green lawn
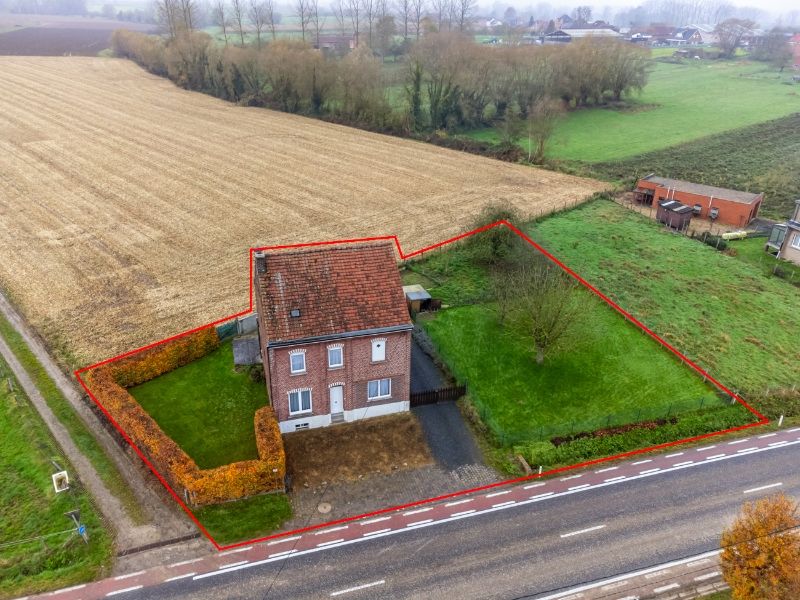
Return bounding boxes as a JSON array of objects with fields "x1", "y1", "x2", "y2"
[
  {"x1": 193, "y1": 493, "x2": 292, "y2": 545},
  {"x1": 423, "y1": 300, "x2": 720, "y2": 443},
  {"x1": 0, "y1": 311, "x2": 147, "y2": 525},
  {"x1": 130, "y1": 341, "x2": 268, "y2": 469},
  {"x1": 528, "y1": 200, "x2": 800, "y2": 395},
  {"x1": 727, "y1": 237, "x2": 800, "y2": 283},
  {"x1": 467, "y1": 59, "x2": 800, "y2": 162},
  {"x1": 0, "y1": 356, "x2": 112, "y2": 599}
]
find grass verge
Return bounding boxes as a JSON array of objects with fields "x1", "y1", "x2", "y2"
[
  {"x1": 726, "y1": 237, "x2": 800, "y2": 284},
  {"x1": 130, "y1": 341, "x2": 268, "y2": 469},
  {"x1": 192, "y1": 494, "x2": 292, "y2": 545},
  {"x1": 0, "y1": 312, "x2": 147, "y2": 525},
  {"x1": 0, "y1": 356, "x2": 112, "y2": 599}
]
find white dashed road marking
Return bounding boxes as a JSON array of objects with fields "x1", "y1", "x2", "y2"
[
  {"x1": 560, "y1": 525, "x2": 606, "y2": 538},
  {"x1": 743, "y1": 482, "x2": 782, "y2": 494},
  {"x1": 330, "y1": 580, "x2": 386, "y2": 596},
  {"x1": 106, "y1": 586, "x2": 143, "y2": 597}
]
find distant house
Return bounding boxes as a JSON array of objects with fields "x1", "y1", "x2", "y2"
[
  {"x1": 314, "y1": 34, "x2": 356, "y2": 53},
  {"x1": 768, "y1": 200, "x2": 800, "y2": 266},
  {"x1": 634, "y1": 175, "x2": 763, "y2": 227},
  {"x1": 791, "y1": 33, "x2": 800, "y2": 68},
  {"x1": 555, "y1": 14, "x2": 573, "y2": 30},
  {"x1": 544, "y1": 28, "x2": 622, "y2": 43},
  {"x1": 669, "y1": 27, "x2": 703, "y2": 45},
  {"x1": 254, "y1": 242, "x2": 412, "y2": 433},
  {"x1": 486, "y1": 18, "x2": 503, "y2": 28}
]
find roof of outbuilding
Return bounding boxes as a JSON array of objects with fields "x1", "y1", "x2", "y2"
[
  {"x1": 256, "y1": 242, "x2": 411, "y2": 344},
  {"x1": 641, "y1": 175, "x2": 762, "y2": 205}
]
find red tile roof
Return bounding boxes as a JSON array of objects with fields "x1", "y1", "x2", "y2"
[{"x1": 256, "y1": 242, "x2": 411, "y2": 344}]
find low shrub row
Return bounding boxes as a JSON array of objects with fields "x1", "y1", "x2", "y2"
[
  {"x1": 83, "y1": 328, "x2": 285, "y2": 506},
  {"x1": 514, "y1": 405, "x2": 754, "y2": 470}
]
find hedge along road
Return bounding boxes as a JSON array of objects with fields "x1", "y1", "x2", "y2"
[{"x1": 0, "y1": 292, "x2": 199, "y2": 554}]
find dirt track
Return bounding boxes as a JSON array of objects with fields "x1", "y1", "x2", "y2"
[{"x1": 0, "y1": 57, "x2": 609, "y2": 365}]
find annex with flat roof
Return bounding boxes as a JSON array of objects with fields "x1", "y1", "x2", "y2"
[{"x1": 253, "y1": 242, "x2": 413, "y2": 433}]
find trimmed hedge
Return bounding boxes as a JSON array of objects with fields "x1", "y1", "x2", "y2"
[
  {"x1": 84, "y1": 328, "x2": 286, "y2": 506},
  {"x1": 514, "y1": 406, "x2": 754, "y2": 469}
]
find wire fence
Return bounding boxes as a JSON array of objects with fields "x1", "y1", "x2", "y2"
[{"x1": 472, "y1": 394, "x2": 732, "y2": 447}]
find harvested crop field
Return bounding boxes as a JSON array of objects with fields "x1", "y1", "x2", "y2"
[
  {"x1": 0, "y1": 57, "x2": 608, "y2": 366},
  {"x1": 0, "y1": 27, "x2": 114, "y2": 56}
]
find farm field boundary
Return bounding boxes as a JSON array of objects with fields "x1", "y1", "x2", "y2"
[{"x1": 74, "y1": 223, "x2": 768, "y2": 551}]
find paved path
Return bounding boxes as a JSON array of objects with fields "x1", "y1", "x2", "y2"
[
  {"x1": 0, "y1": 293, "x2": 197, "y2": 553},
  {"x1": 31, "y1": 425, "x2": 800, "y2": 600}
]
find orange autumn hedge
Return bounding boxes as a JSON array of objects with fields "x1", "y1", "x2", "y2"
[{"x1": 84, "y1": 328, "x2": 286, "y2": 506}]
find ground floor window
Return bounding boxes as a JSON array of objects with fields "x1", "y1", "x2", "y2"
[
  {"x1": 792, "y1": 233, "x2": 800, "y2": 250},
  {"x1": 289, "y1": 389, "x2": 312, "y2": 414},
  {"x1": 367, "y1": 378, "x2": 391, "y2": 400}
]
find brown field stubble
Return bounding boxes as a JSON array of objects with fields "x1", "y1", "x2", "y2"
[{"x1": 0, "y1": 57, "x2": 608, "y2": 365}]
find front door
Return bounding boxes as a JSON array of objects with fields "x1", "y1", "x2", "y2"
[{"x1": 329, "y1": 385, "x2": 344, "y2": 415}]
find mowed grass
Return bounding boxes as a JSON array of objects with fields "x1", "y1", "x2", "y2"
[
  {"x1": 423, "y1": 296, "x2": 718, "y2": 442},
  {"x1": 192, "y1": 493, "x2": 292, "y2": 545},
  {"x1": 130, "y1": 341, "x2": 267, "y2": 469},
  {"x1": 468, "y1": 59, "x2": 800, "y2": 162},
  {"x1": 0, "y1": 357, "x2": 112, "y2": 599},
  {"x1": 528, "y1": 200, "x2": 800, "y2": 394}
]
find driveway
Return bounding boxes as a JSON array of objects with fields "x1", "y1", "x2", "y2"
[
  {"x1": 410, "y1": 339, "x2": 446, "y2": 393},
  {"x1": 413, "y1": 402, "x2": 487, "y2": 471}
]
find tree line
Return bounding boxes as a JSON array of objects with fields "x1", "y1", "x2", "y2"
[{"x1": 111, "y1": 29, "x2": 649, "y2": 162}]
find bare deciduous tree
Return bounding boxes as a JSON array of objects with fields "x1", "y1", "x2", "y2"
[
  {"x1": 504, "y1": 257, "x2": 578, "y2": 365},
  {"x1": 155, "y1": 0, "x2": 180, "y2": 39},
  {"x1": 230, "y1": 0, "x2": 247, "y2": 45},
  {"x1": 715, "y1": 18, "x2": 756, "y2": 59},
  {"x1": 409, "y1": 0, "x2": 423, "y2": 38},
  {"x1": 295, "y1": 0, "x2": 312, "y2": 41},
  {"x1": 212, "y1": 0, "x2": 230, "y2": 46},
  {"x1": 308, "y1": 0, "x2": 325, "y2": 46},
  {"x1": 395, "y1": 0, "x2": 410, "y2": 39},
  {"x1": 248, "y1": 0, "x2": 268, "y2": 47},
  {"x1": 524, "y1": 98, "x2": 563, "y2": 164},
  {"x1": 452, "y1": 0, "x2": 474, "y2": 32}
]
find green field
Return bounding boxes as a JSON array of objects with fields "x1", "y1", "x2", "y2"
[
  {"x1": 130, "y1": 341, "x2": 268, "y2": 469},
  {"x1": 0, "y1": 357, "x2": 111, "y2": 599},
  {"x1": 468, "y1": 59, "x2": 800, "y2": 163},
  {"x1": 727, "y1": 236, "x2": 800, "y2": 283},
  {"x1": 587, "y1": 113, "x2": 800, "y2": 219},
  {"x1": 528, "y1": 200, "x2": 800, "y2": 395}
]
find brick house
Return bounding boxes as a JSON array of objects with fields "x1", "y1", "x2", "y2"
[
  {"x1": 253, "y1": 242, "x2": 413, "y2": 434},
  {"x1": 634, "y1": 175, "x2": 763, "y2": 228}
]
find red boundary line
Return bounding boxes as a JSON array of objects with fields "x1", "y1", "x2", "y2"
[{"x1": 73, "y1": 221, "x2": 769, "y2": 552}]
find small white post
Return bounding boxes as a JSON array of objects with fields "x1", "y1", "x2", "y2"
[
  {"x1": 538, "y1": 465, "x2": 543, "y2": 475},
  {"x1": 778, "y1": 414, "x2": 784, "y2": 427}
]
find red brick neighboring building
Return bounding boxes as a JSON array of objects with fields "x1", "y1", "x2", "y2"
[
  {"x1": 791, "y1": 33, "x2": 800, "y2": 68},
  {"x1": 634, "y1": 175, "x2": 763, "y2": 228},
  {"x1": 254, "y1": 242, "x2": 413, "y2": 433}
]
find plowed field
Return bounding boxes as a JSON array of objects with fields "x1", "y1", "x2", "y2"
[{"x1": 0, "y1": 57, "x2": 608, "y2": 365}]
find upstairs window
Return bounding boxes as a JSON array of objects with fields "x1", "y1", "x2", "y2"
[
  {"x1": 289, "y1": 351, "x2": 306, "y2": 374},
  {"x1": 371, "y1": 339, "x2": 386, "y2": 362},
  {"x1": 328, "y1": 345, "x2": 343, "y2": 368}
]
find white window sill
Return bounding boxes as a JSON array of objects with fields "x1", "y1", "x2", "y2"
[
  {"x1": 290, "y1": 371, "x2": 307, "y2": 376},
  {"x1": 367, "y1": 396, "x2": 392, "y2": 402},
  {"x1": 288, "y1": 410, "x2": 313, "y2": 417}
]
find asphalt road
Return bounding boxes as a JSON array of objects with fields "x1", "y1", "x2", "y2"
[{"x1": 123, "y1": 435, "x2": 799, "y2": 600}]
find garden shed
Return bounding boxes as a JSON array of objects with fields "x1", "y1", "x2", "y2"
[
  {"x1": 403, "y1": 284, "x2": 432, "y2": 313},
  {"x1": 656, "y1": 200, "x2": 693, "y2": 230}
]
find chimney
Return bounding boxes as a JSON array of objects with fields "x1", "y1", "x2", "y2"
[{"x1": 254, "y1": 251, "x2": 266, "y2": 275}]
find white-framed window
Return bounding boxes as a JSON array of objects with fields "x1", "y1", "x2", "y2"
[
  {"x1": 288, "y1": 389, "x2": 312, "y2": 414},
  {"x1": 792, "y1": 233, "x2": 800, "y2": 250},
  {"x1": 371, "y1": 338, "x2": 386, "y2": 362},
  {"x1": 367, "y1": 378, "x2": 391, "y2": 400},
  {"x1": 327, "y1": 345, "x2": 344, "y2": 368},
  {"x1": 289, "y1": 350, "x2": 306, "y2": 374}
]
